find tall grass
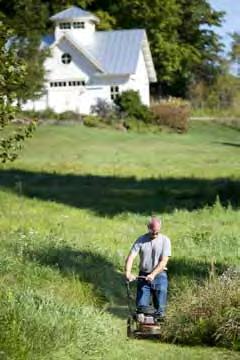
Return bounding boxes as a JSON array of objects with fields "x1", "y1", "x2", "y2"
[{"x1": 0, "y1": 286, "x2": 118, "y2": 360}]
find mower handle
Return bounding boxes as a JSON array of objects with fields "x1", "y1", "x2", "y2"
[
  {"x1": 126, "y1": 275, "x2": 146, "y2": 283},
  {"x1": 125, "y1": 276, "x2": 146, "y2": 315}
]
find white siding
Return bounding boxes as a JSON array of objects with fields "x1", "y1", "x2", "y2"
[
  {"x1": 47, "y1": 85, "x2": 110, "y2": 114},
  {"x1": 23, "y1": 85, "x2": 111, "y2": 115},
  {"x1": 120, "y1": 49, "x2": 150, "y2": 106}
]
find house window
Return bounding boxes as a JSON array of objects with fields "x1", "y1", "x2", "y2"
[
  {"x1": 69, "y1": 80, "x2": 85, "y2": 86},
  {"x1": 59, "y1": 22, "x2": 71, "y2": 29},
  {"x1": 61, "y1": 53, "x2": 72, "y2": 64},
  {"x1": 73, "y1": 22, "x2": 85, "y2": 29},
  {"x1": 110, "y1": 86, "x2": 119, "y2": 100},
  {"x1": 50, "y1": 81, "x2": 67, "y2": 87},
  {"x1": 50, "y1": 81, "x2": 85, "y2": 87}
]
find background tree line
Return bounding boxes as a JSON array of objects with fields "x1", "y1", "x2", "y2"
[
  {"x1": 0, "y1": 0, "x2": 226, "y2": 98},
  {"x1": 0, "y1": 0, "x2": 240, "y2": 113}
]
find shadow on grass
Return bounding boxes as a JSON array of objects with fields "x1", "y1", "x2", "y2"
[
  {"x1": 0, "y1": 168, "x2": 239, "y2": 216},
  {"x1": 27, "y1": 246, "x2": 127, "y2": 312},
  {"x1": 25, "y1": 246, "x2": 227, "y2": 319},
  {"x1": 167, "y1": 258, "x2": 227, "y2": 286},
  {"x1": 220, "y1": 141, "x2": 240, "y2": 148}
]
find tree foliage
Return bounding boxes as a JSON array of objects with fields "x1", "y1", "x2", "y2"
[
  {"x1": 114, "y1": 90, "x2": 154, "y2": 123},
  {"x1": 0, "y1": 0, "x2": 48, "y2": 102},
  {"x1": 230, "y1": 32, "x2": 240, "y2": 62},
  {"x1": 0, "y1": 22, "x2": 35, "y2": 163}
]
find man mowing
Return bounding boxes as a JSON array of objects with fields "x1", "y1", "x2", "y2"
[{"x1": 125, "y1": 217, "x2": 171, "y2": 320}]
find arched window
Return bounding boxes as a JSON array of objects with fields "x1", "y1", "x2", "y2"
[{"x1": 61, "y1": 53, "x2": 72, "y2": 64}]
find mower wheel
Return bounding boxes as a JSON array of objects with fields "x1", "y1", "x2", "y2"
[{"x1": 127, "y1": 317, "x2": 135, "y2": 338}]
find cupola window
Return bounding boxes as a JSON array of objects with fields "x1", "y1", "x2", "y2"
[
  {"x1": 59, "y1": 22, "x2": 71, "y2": 29},
  {"x1": 61, "y1": 53, "x2": 72, "y2": 64},
  {"x1": 73, "y1": 22, "x2": 85, "y2": 29}
]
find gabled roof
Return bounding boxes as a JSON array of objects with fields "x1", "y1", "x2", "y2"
[
  {"x1": 41, "y1": 29, "x2": 157, "y2": 82},
  {"x1": 54, "y1": 33, "x2": 105, "y2": 73},
  {"x1": 50, "y1": 6, "x2": 99, "y2": 23}
]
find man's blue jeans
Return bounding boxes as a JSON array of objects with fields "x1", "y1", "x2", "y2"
[{"x1": 136, "y1": 271, "x2": 168, "y2": 316}]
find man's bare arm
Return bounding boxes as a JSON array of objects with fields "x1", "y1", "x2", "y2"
[
  {"x1": 146, "y1": 256, "x2": 169, "y2": 281},
  {"x1": 125, "y1": 252, "x2": 138, "y2": 280}
]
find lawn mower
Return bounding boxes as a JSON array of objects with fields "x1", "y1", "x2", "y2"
[{"x1": 126, "y1": 276, "x2": 162, "y2": 338}]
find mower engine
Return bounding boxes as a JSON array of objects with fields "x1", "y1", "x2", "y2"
[
  {"x1": 136, "y1": 313, "x2": 155, "y2": 324},
  {"x1": 135, "y1": 313, "x2": 161, "y2": 335}
]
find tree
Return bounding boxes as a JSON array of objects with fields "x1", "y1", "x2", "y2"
[
  {"x1": 94, "y1": 10, "x2": 116, "y2": 30},
  {"x1": 177, "y1": 0, "x2": 224, "y2": 88},
  {"x1": 0, "y1": 22, "x2": 35, "y2": 163},
  {"x1": 41, "y1": 0, "x2": 94, "y2": 14},
  {"x1": 0, "y1": 0, "x2": 48, "y2": 102},
  {"x1": 229, "y1": 32, "x2": 240, "y2": 77},
  {"x1": 230, "y1": 33, "x2": 240, "y2": 61}
]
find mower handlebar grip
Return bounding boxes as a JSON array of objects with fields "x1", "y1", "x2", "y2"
[{"x1": 125, "y1": 275, "x2": 146, "y2": 284}]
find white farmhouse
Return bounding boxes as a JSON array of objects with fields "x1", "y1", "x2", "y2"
[{"x1": 23, "y1": 6, "x2": 157, "y2": 114}]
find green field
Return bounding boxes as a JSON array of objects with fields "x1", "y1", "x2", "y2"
[{"x1": 0, "y1": 121, "x2": 239, "y2": 359}]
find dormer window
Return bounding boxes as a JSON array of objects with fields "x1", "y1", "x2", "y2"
[
  {"x1": 59, "y1": 22, "x2": 71, "y2": 29},
  {"x1": 73, "y1": 22, "x2": 85, "y2": 29},
  {"x1": 62, "y1": 53, "x2": 72, "y2": 64}
]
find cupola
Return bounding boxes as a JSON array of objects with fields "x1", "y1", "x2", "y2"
[{"x1": 50, "y1": 6, "x2": 100, "y2": 42}]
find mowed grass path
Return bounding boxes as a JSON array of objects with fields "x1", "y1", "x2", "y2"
[{"x1": 0, "y1": 121, "x2": 239, "y2": 359}]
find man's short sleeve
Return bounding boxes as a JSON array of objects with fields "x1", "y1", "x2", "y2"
[
  {"x1": 162, "y1": 236, "x2": 171, "y2": 257},
  {"x1": 130, "y1": 237, "x2": 142, "y2": 255}
]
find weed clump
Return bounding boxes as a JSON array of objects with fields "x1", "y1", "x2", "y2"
[
  {"x1": 162, "y1": 274, "x2": 240, "y2": 350},
  {"x1": 151, "y1": 98, "x2": 191, "y2": 133}
]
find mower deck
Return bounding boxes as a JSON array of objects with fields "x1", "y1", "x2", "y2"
[{"x1": 127, "y1": 315, "x2": 162, "y2": 338}]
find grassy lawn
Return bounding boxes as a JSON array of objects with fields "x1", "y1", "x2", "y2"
[{"x1": 0, "y1": 121, "x2": 239, "y2": 359}]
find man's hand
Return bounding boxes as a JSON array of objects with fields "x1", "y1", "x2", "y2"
[
  {"x1": 146, "y1": 273, "x2": 155, "y2": 282},
  {"x1": 125, "y1": 273, "x2": 136, "y2": 282}
]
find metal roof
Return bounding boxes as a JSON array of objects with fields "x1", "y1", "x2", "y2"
[
  {"x1": 41, "y1": 29, "x2": 157, "y2": 82},
  {"x1": 41, "y1": 34, "x2": 55, "y2": 49},
  {"x1": 50, "y1": 6, "x2": 99, "y2": 23},
  {"x1": 81, "y1": 30, "x2": 145, "y2": 75}
]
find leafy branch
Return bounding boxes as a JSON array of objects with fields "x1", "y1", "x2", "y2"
[{"x1": 0, "y1": 21, "x2": 36, "y2": 163}]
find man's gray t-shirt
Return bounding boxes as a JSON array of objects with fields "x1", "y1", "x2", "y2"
[{"x1": 130, "y1": 233, "x2": 171, "y2": 273}]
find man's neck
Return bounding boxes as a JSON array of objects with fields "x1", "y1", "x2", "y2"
[{"x1": 149, "y1": 234, "x2": 159, "y2": 240}]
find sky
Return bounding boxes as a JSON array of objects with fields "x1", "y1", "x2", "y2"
[{"x1": 209, "y1": 0, "x2": 240, "y2": 52}]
